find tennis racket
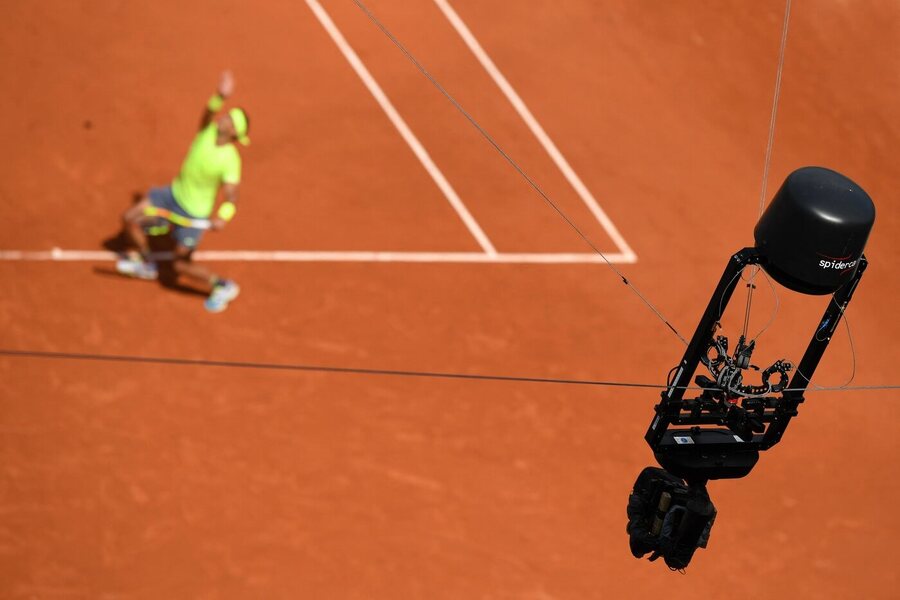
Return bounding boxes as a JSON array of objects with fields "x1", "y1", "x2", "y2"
[{"x1": 143, "y1": 206, "x2": 212, "y2": 230}]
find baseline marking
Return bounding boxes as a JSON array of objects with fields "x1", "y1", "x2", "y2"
[
  {"x1": 434, "y1": 0, "x2": 637, "y2": 262},
  {"x1": 304, "y1": 0, "x2": 497, "y2": 256},
  {"x1": 0, "y1": 249, "x2": 636, "y2": 264}
]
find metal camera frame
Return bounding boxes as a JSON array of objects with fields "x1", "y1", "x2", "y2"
[{"x1": 644, "y1": 247, "x2": 868, "y2": 485}]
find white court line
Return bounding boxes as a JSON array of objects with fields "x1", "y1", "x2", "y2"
[
  {"x1": 0, "y1": 249, "x2": 636, "y2": 264},
  {"x1": 304, "y1": 0, "x2": 497, "y2": 256},
  {"x1": 434, "y1": 0, "x2": 638, "y2": 263}
]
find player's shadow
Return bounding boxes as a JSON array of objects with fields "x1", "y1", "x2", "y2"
[{"x1": 97, "y1": 193, "x2": 207, "y2": 298}]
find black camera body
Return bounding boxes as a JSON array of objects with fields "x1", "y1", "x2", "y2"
[{"x1": 627, "y1": 467, "x2": 716, "y2": 571}]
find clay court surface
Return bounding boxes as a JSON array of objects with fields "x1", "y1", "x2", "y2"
[{"x1": 1, "y1": 0, "x2": 899, "y2": 597}]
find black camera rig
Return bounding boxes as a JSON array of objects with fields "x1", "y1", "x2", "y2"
[{"x1": 627, "y1": 167, "x2": 874, "y2": 570}]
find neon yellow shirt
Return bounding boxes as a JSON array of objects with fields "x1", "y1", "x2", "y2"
[{"x1": 171, "y1": 123, "x2": 241, "y2": 217}]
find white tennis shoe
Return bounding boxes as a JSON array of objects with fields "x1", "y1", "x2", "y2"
[
  {"x1": 204, "y1": 280, "x2": 240, "y2": 313},
  {"x1": 116, "y1": 255, "x2": 158, "y2": 280}
]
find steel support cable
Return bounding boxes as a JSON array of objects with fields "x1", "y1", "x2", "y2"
[
  {"x1": 744, "y1": 0, "x2": 793, "y2": 333},
  {"x1": 350, "y1": 0, "x2": 687, "y2": 346},
  {"x1": 757, "y1": 0, "x2": 793, "y2": 220},
  {"x1": 1, "y1": 349, "x2": 896, "y2": 393}
]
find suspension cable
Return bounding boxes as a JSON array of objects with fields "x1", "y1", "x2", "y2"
[
  {"x1": 744, "y1": 0, "x2": 793, "y2": 332},
  {"x1": 757, "y1": 0, "x2": 793, "y2": 220},
  {"x1": 350, "y1": 0, "x2": 687, "y2": 346},
  {"x1": 1, "y1": 348, "x2": 896, "y2": 393}
]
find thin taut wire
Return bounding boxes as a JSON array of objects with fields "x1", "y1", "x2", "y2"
[
  {"x1": 758, "y1": 0, "x2": 792, "y2": 218},
  {"x1": 1, "y1": 348, "x2": 897, "y2": 393},
  {"x1": 350, "y1": 0, "x2": 687, "y2": 346},
  {"x1": 744, "y1": 0, "x2": 792, "y2": 340}
]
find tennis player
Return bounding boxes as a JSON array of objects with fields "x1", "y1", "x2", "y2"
[{"x1": 117, "y1": 70, "x2": 248, "y2": 313}]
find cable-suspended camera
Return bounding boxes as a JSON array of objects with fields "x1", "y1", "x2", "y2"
[{"x1": 626, "y1": 166, "x2": 875, "y2": 570}]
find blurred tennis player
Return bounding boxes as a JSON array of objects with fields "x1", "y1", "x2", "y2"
[{"x1": 117, "y1": 70, "x2": 249, "y2": 313}]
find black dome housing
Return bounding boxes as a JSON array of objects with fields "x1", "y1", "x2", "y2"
[{"x1": 754, "y1": 166, "x2": 875, "y2": 295}]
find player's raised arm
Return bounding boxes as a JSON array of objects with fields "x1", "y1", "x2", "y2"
[{"x1": 200, "y1": 70, "x2": 235, "y2": 130}]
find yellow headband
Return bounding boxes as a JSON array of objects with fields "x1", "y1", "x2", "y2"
[{"x1": 229, "y1": 107, "x2": 250, "y2": 146}]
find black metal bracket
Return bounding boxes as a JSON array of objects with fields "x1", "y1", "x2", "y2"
[{"x1": 644, "y1": 248, "x2": 868, "y2": 483}]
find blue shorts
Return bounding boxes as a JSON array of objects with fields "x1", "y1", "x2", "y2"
[{"x1": 147, "y1": 186, "x2": 205, "y2": 249}]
